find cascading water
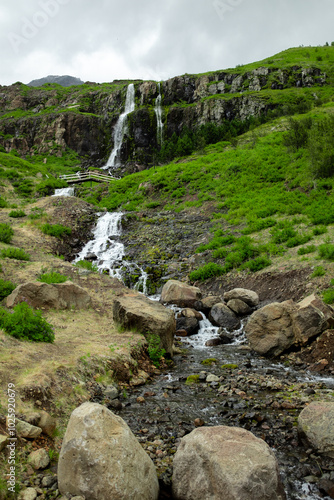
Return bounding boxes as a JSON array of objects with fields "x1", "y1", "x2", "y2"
[
  {"x1": 74, "y1": 211, "x2": 148, "y2": 293},
  {"x1": 103, "y1": 83, "x2": 135, "y2": 171},
  {"x1": 154, "y1": 82, "x2": 164, "y2": 146},
  {"x1": 71, "y1": 209, "x2": 333, "y2": 500},
  {"x1": 53, "y1": 187, "x2": 75, "y2": 197}
]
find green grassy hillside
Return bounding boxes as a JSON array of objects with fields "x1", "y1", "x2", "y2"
[
  {"x1": 75, "y1": 102, "x2": 334, "y2": 283},
  {"x1": 1, "y1": 45, "x2": 334, "y2": 289}
]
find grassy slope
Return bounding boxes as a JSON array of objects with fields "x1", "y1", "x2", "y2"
[
  {"x1": 83, "y1": 103, "x2": 334, "y2": 284},
  {"x1": 0, "y1": 46, "x2": 334, "y2": 491}
]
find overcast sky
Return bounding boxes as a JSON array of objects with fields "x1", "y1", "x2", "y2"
[{"x1": 1, "y1": 0, "x2": 334, "y2": 86}]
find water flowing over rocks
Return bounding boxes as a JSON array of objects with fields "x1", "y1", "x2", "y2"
[
  {"x1": 298, "y1": 402, "x2": 334, "y2": 458},
  {"x1": 6, "y1": 281, "x2": 92, "y2": 310},
  {"x1": 112, "y1": 289, "x2": 175, "y2": 357},
  {"x1": 172, "y1": 426, "x2": 286, "y2": 500},
  {"x1": 58, "y1": 402, "x2": 159, "y2": 500}
]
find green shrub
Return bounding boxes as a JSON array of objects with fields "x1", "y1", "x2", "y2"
[
  {"x1": 9, "y1": 209, "x2": 26, "y2": 218},
  {"x1": 241, "y1": 256, "x2": 271, "y2": 272},
  {"x1": 212, "y1": 247, "x2": 229, "y2": 259},
  {"x1": 1, "y1": 302, "x2": 54, "y2": 342},
  {"x1": 309, "y1": 115, "x2": 334, "y2": 178},
  {"x1": 312, "y1": 225, "x2": 328, "y2": 236},
  {"x1": 318, "y1": 243, "x2": 334, "y2": 261},
  {"x1": 37, "y1": 271, "x2": 68, "y2": 284},
  {"x1": 35, "y1": 178, "x2": 68, "y2": 196},
  {"x1": 74, "y1": 260, "x2": 98, "y2": 272},
  {"x1": 0, "y1": 223, "x2": 14, "y2": 243},
  {"x1": 189, "y1": 262, "x2": 225, "y2": 281},
  {"x1": 311, "y1": 266, "x2": 326, "y2": 277},
  {"x1": 285, "y1": 234, "x2": 312, "y2": 248},
  {"x1": 283, "y1": 116, "x2": 312, "y2": 151},
  {"x1": 270, "y1": 225, "x2": 296, "y2": 244},
  {"x1": 196, "y1": 234, "x2": 236, "y2": 252},
  {"x1": 12, "y1": 178, "x2": 34, "y2": 197},
  {"x1": 40, "y1": 223, "x2": 72, "y2": 238},
  {"x1": 242, "y1": 218, "x2": 277, "y2": 234},
  {"x1": 0, "y1": 279, "x2": 16, "y2": 300},
  {"x1": 0, "y1": 247, "x2": 30, "y2": 261},
  {"x1": 297, "y1": 244, "x2": 316, "y2": 255},
  {"x1": 0, "y1": 197, "x2": 8, "y2": 208},
  {"x1": 323, "y1": 288, "x2": 334, "y2": 304},
  {"x1": 146, "y1": 333, "x2": 166, "y2": 367}
]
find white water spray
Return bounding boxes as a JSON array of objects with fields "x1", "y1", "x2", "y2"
[
  {"x1": 103, "y1": 83, "x2": 136, "y2": 170},
  {"x1": 75, "y1": 212, "x2": 148, "y2": 293},
  {"x1": 53, "y1": 187, "x2": 75, "y2": 197},
  {"x1": 155, "y1": 82, "x2": 164, "y2": 147}
]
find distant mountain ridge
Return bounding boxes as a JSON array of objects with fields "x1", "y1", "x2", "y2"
[{"x1": 28, "y1": 75, "x2": 84, "y2": 87}]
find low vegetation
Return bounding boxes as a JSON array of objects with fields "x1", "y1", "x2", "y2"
[
  {"x1": 0, "y1": 247, "x2": 30, "y2": 261},
  {"x1": 146, "y1": 333, "x2": 166, "y2": 367},
  {"x1": 0, "y1": 278, "x2": 16, "y2": 301},
  {"x1": 0, "y1": 302, "x2": 55, "y2": 342},
  {"x1": 74, "y1": 260, "x2": 98, "y2": 272},
  {"x1": 40, "y1": 223, "x2": 72, "y2": 238},
  {"x1": 0, "y1": 223, "x2": 14, "y2": 244},
  {"x1": 37, "y1": 271, "x2": 69, "y2": 284}
]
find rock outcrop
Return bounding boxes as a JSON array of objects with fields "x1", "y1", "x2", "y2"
[
  {"x1": 160, "y1": 279, "x2": 202, "y2": 308},
  {"x1": 172, "y1": 425, "x2": 286, "y2": 500},
  {"x1": 6, "y1": 281, "x2": 92, "y2": 310},
  {"x1": 298, "y1": 402, "x2": 334, "y2": 458},
  {"x1": 58, "y1": 402, "x2": 159, "y2": 500},
  {"x1": 0, "y1": 63, "x2": 327, "y2": 168},
  {"x1": 245, "y1": 295, "x2": 334, "y2": 357},
  {"x1": 113, "y1": 290, "x2": 175, "y2": 356}
]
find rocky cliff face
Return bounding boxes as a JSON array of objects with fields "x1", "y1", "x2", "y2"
[{"x1": 0, "y1": 65, "x2": 327, "y2": 168}]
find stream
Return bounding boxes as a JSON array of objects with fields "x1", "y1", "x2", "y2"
[{"x1": 71, "y1": 208, "x2": 334, "y2": 499}]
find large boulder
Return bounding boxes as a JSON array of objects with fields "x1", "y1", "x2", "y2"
[
  {"x1": 298, "y1": 402, "x2": 334, "y2": 458},
  {"x1": 208, "y1": 303, "x2": 241, "y2": 331},
  {"x1": 58, "y1": 402, "x2": 159, "y2": 500},
  {"x1": 160, "y1": 280, "x2": 202, "y2": 307},
  {"x1": 6, "y1": 281, "x2": 92, "y2": 310},
  {"x1": 224, "y1": 288, "x2": 259, "y2": 308},
  {"x1": 292, "y1": 294, "x2": 334, "y2": 344},
  {"x1": 172, "y1": 426, "x2": 286, "y2": 500},
  {"x1": 245, "y1": 301, "x2": 295, "y2": 357},
  {"x1": 246, "y1": 295, "x2": 334, "y2": 357},
  {"x1": 113, "y1": 291, "x2": 175, "y2": 356}
]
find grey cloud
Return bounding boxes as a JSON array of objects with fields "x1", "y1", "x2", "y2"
[{"x1": 1, "y1": 0, "x2": 334, "y2": 86}]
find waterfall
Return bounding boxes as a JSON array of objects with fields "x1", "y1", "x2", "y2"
[
  {"x1": 103, "y1": 83, "x2": 135, "y2": 170},
  {"x1": 154, "y1": 82, "x2": 164, "y2": 147},
  {"x1": 74, "y1": 211, "x2": 147, "y2": 293},
  {"x1": 53, "y1": 187, "x2": 75, "y2": 197}
]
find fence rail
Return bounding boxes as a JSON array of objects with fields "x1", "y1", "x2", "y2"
[{"x1": 59, "y1": 172, "x2": 115, "y2": 184}]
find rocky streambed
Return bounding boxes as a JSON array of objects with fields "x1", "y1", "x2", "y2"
[{"x1": 84, "y1": 300, "x2": 334, "y2": 500}]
